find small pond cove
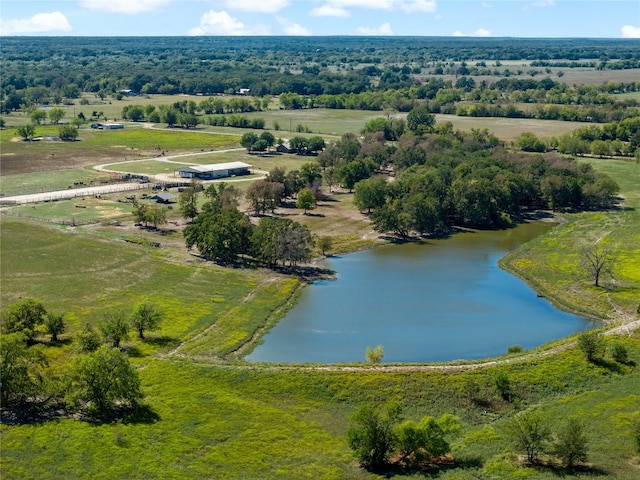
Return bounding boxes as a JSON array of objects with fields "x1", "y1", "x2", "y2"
[{"x1": 245, "y1": 222, "x2": 597, "y2": 364}]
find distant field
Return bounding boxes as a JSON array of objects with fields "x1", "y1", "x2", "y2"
[
  {"x1": 0, "y1": 127, "x2": 241, "y2": 175},
  {"x1": 434, "y1": 114, "x2": 588, "y2": 142},
  {"x1": 0, "y1": 169, "x2": 112, "y2": 196}
]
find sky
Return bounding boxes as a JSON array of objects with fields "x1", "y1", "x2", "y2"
[{"x1": 0, "y1": 0, "x2": 639, "y2": 38}]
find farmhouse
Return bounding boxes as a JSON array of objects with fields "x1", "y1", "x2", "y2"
[{"x1": 176, "y1": 162, "x2": 252, "y2": 180}]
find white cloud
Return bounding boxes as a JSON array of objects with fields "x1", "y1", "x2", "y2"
[
  {"x1": 356, "y1": 22, "x2": 394, "y2": 35},
  {"x1": 311, "y1": 1, "x2": 437, "y2": 16},
  {"x1": 277, "y1": 16, "x2": 311, "y2": 35},
  {"x1": 224, "y1": 0, "x2": 289, "y2": 14},
  {"x1": 453, "y1": 28, "x2": 492, "y2": 37},
  {"x1": 79, "y1": 0, "x2": 170, "y2": 15},
  {"x1": 328, "y1": 0, "x2": 395, "y2": 9},
  {"x1": 398, "y1": 0, "x2": 437, "y2": 14},
  {"x1": 621, "y1": 25, "x2": 640, "y2": 38},
  {"x1": 0, "y1": 11, "x2": 72, "y2": 35},
  {"x1": 482, "y1": 2, "x2": 491, "y2": 8},
  {"x1": 530, "y1": 0, "x2": 555, "y2": 7},
  {"x1": 310, "y1": 5, "x2": 350, "y2": 17},
  {"x1": 188, "y1": 10, "x2": 270, "y2": 36}
]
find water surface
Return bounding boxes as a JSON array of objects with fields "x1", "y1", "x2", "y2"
[{"x1": 246, "y1": 223, "x2": 594, "y2": 363}]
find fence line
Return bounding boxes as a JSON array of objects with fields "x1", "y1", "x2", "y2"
[{"x1": 0, "y1": 211, "x2": 100, "y2": 227}]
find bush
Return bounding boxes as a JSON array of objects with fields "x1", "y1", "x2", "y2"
[
  {"x1": 552, "y1": 417, "x2": 588, "y2": 469},
  {"x1": 577, "y1": 330, "x2": 604, "y2": 362},
  {"x1": 365, "y1": 345, "x2": 384, "y2": 363},
  {"x1": 347, "y1": 403, "x2": 400, "y2": 470},
  {"x1": 609, "y1": 342, "x2": 629, "y2": 363},
  {"x1": 507, "y1": 344, "x2": 522, "y2": 354}
]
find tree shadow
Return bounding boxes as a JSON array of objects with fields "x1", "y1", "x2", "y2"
[
  {"x1": 540, "y1": 462, "x2": 609, "y2": 477},
  {"x1": 122, "y1": 404, "x2": 161, "y2": 425},
  {"x1": 123, "y1": 345, "x2": 144, "y2": 358},
  {"x1": 591, "y1": 357, "x2": 624, "y2": 374},
  {"x1": 84, "y1": 404, "x2": 161, "y2": 425},
  {"x1": 143, "y1": 335, "x2": 178, "y2": 348}
]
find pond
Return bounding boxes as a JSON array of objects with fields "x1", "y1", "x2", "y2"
[{"x1": 245, "y1": 222, "x2": 595, "y2": 364}]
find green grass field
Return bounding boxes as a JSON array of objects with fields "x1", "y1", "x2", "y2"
[
  {"x1": 2, "y1": 89, "x2": 640, "y2": 480},
  {"x1": 501, "y1": 158, "x2": 640, "y2": 320},
  {"x1": 1, "y1": 154, "x2": 640, "y2": 479}
]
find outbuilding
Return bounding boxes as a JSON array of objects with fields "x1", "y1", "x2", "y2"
[
  {"x1": 176, "y1": 162, "x2": 252, "y2": 180},
  {"x1": 150, "y1": 193, "x2": 177, "y2": 204}
]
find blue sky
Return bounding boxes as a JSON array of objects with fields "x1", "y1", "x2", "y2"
[{"x1": 1, "y1": 1, "x2": 639, "y2": 38}]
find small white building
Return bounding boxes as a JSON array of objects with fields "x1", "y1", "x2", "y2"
[{"x1": 176, "y1": 162, "x2": 252, "y2": 180}]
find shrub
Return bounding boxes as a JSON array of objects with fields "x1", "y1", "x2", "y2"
[
  {"x1": 507, "y1": 344, "x2": 522, "y2": 354},
  {"x1": 365, "y1": 345, "x2": 384, "y2": 363},
  {"x1": 609, "y1": 342, "x2": 629, "y2": 363}
]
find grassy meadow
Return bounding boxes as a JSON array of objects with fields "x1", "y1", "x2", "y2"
[{"x1": 2, "y1": 92, "x2": 640, "y2": 479}]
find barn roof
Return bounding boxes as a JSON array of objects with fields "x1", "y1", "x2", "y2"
[{"x1": 178, "y1": 162, "x2": 252, "y2": 174}]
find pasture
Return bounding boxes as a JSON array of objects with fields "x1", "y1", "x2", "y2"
[{"x1": 2, "y1": 83, "x2": 640, "y2": 479}]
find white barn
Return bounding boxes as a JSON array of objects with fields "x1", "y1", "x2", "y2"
[{"x1": 176, "y1": 162, "x2": 252, "y2": 180}]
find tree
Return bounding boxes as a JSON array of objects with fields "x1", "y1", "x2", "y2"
[
  {"x1": 347, "y1": 403, "x2": 401, "y2": 470},
  {"x1": 505, "y1": 410, "x2": 551, "y2": 464},
  {"x1": 75, "y1": 324, "x2": 101, "y2": 353},
  {"x1": 179, "y1": 113, "x2": 198, "y2": 129},
  {"x1": 245, "y1": 180, "x2": 283, "y2": 215},
  {"x1": 577, "y1": 330, "x2": 604, "y2": 362},
  {"x1": 70, "y1": 116, "x2": 84, "y2": 129},
  {"x1": 259, "y1": 131, "x2": 275, "y2": 150},
  {"x1": 307, "y1": 136, "x2": 326, "y2": 153},
  {"x1": 365, "y1": 345, "x2": 384, "y2": 363},
  {"x1": 58, "y1": 124, "x2": 78, "y2": 141},
  {"x1": 146, "y1": 205, "x2": 167, "y2": 229},
  {"x1": 581, "y1": 241, "x2": 615, "y2": 287},
  {"x1": 552, "y1": 418, "x2": 589, "y2": 469},
  {"x1": 339, "y1": 159, "x2": 375, "y2": 192},
  {"x1": 300, "y1": 162, "x2": 322, "y2": 186},
  {"x1": 131, "y1": 199, "x2": 149, "y2": 226},
  {"x1": 289, "y1": 136, "x2": 308, "y2": 154},
  {"x1": 0, "y1": 333, "x2": 48, "y2": 408},
  {"x1": 16, "y1": 123, "x2": 36, "y2": 140},
  {"x1": 71, "y1": 345, "x2": 143, "y2": 415},
  {"x1": 48, "y1": 107, "x2": 65, "y2": 125},
  {"x1": 315, "y1": 235, "x2": 333, "y2": 256},
  {"x1": 241, "y1": 132, "x2": 259, "y2": 152},
  {"x1": 406, "y1": 105, "x2": 435, "y2": 134},
  {"x1": 179, "y1": 184, "x2": 199, "y2": 221},
  {"x1": 1, "y1": 298, "x2": 47, "y2": 343},
  {"x1": 100, "y1": 312, "x2": 130, "y2": 348},
  {"x1": 354, "y1": 176, "x2": 387, "y2": 213},
  {"x1": 296, "y1": 188, "x2": 315, "y2": 214},
  {"x1": 184, "y1": 206, "x2": 252, "y2": 263},
  {"x1": 130, "y1": 303, "x2": 162, "y2": 339},
  {"x1": 517, "y1": 132, "x2": 546, "y2": 152},
  {"x1": 251, "y1": 217, "x2": 313, "y2": 267},
  {"x1": 44, "y1": 312, "x2": 65, "y2": 342},
  {"x1": 609, "y1": 342, "x2": 629, "y2": 363},
  {"x1": 494, "y1": 370, "x2": 511, "y2": 401},
  {"x1": 30, "y1": 109, "x2": 47, "y2": 125},
  {"x1": 395, "y1": 414, "x2": 460, "y2": 468}
]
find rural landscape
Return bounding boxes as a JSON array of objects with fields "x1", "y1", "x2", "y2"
[{"x1": 1, "y1": 35, "x2": 640, "y2": 479}]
